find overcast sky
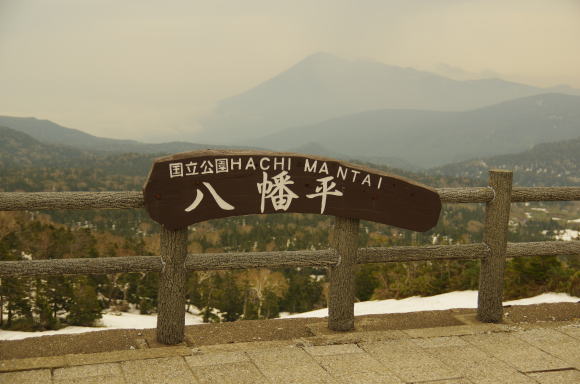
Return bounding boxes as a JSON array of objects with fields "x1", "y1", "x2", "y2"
[{"x1": 1, "y1": 0, "x2": 579, "y2": 142}]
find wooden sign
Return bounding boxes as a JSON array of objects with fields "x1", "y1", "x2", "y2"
[{"x1": 143, "y1": 150, "x2": 441, "y2": 231}]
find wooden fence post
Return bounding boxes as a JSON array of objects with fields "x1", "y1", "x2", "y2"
[
  {"x1": 156, "y1": 226, "x2": 188, "y2": 344},
  {"x1": 477, "y1": 169, "x2": 513, "y2": 322},
  {"x1": 328, "y1": 216, "x2": 360, "y2": 331}
]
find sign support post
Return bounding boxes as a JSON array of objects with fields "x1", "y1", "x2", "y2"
[
  {"x1": 328, "y1": 216, "x2": 360, "y2": 331},
  {"x1": 156, "y1": 226, "x2": 188, "y2": 344}
]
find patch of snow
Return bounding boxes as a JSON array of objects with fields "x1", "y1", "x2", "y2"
[
  {"x1": 503, "y1": 292, "x2": 578, "y2": 306},
  {"x1": 531, "y1": 208, "x2": 548, "y2": 213},
  {"x1": 0, "y1": 312, "x2": 204, "y2": 341},
  {"x1": 2, "y1": 292, "x2": 578, "y2": 341},
  {"x1": 280, "y1": 291, "x2": 579, "y2": 319},
  {"x1": 554, "y1": 230, "x2": 579, "y2": 241},
  {"x1": 569, "y1": 218, "x2": 580, "y2": 223},
  {"x1": 542, "y1": 229, "x2": 580, "y2": 241}
]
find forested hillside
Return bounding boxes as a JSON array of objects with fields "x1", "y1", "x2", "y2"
[{"x1": 433, "y1": 136, "x2": 580, "y2": 186}]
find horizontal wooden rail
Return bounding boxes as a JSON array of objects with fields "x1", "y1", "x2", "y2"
[
  {"x1": 358, "y1": 243, "x2": 489, "y2": 263},
  {"x1": 0, "y1": 250, "x2": 337, "y2": 277},
  {"x1": 0, "y1": 187, "x2": 578, "y2": 211},
  {"x1": 437, "y1": 187, "x2": 493, "y2": 203},
  {"x1": 2, "y1": 241, "x2": 578, "y2": 278},
  {"x1": 506, "y1": 241, "x2": 580, "y2": 258},
  {"x1": 0, "y1": 192, "x2": 144, "y2": 210},
  {"x1": 437, "y1": 186, "x2": 580, "y2": 203}
]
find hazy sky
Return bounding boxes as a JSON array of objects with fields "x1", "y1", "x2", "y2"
[{"x1": 1, "y1": 0, "x2": 579, "y2": 142}]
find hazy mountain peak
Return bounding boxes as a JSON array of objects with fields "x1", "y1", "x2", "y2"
[
  {"x1": 295, "y1": 51, "x2": 346, "y2": 67},
  {"x1": 196, "y1": 53, "x2": 579, "y2": 145}
]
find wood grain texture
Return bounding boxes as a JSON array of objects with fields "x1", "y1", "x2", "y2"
[
  {"x1": 510, "y1": 187, "x2": 580, "y2": 202},
  {"x1": 184, "y1": 249, "x2": 337, "y2": 270},
  {"x1": 437, "y1": 187, "x2": 494, "y2": 203},
  {"x1": 358, "y1": 243, "x2": 489, "y2": 263},
  {"x1": 478, "y1": 170, "x2": 513, "y2": 323},
  {"x1": 3, "y1": 241, "x2": 579, "y2": 277},
  {"x1": 156, "y1": 227, "x2": 188, "y2": 345},
  {"x1": 506, "y1": 241, "x2": 580, "y2": 258},
  {"x1": 0, "y1": 192, "x2": 144, "y2": 210},
  {"x1": 328, "y1": 216, "x2": 359, "y2": 332},
  {"x1": 0, "y1": 256, "x2": 161, "y2": 277},
  {"x1": 0, "y1": 187, "x2": 577, "y2": 212}
]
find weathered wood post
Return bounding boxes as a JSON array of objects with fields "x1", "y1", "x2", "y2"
[
  {"x1": 328, "y1": 216, "x2": 360, "y2": 331},
  {"x1": 477, "y1": 169, "x2": 513, "y2": 322},
  {"x1": 156, "y1": 226, "x2": 188, "y2": 344}
]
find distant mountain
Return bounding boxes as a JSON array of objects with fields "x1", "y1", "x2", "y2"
[
  {"x1": 0, "y1": 116, "x2": 255, "y2": 154},
  {"x1": 0, "y1": 125, "x2": 87, "y2": 169},
  {"x1": 431, "y1": 136, "x2": 580, "y2": 186},
  {"x1": 256, "y1": 93, "x2": 580, "y2": 168},
  {"x1": 288, "y1": 142, "x2": 420, "y2": 171},
  {"x1": 0, "y1": 125, "x2": 160, "y2": 176},
  {"x1": 197, "y1": 52, "x2": 579, "y2": 144}
]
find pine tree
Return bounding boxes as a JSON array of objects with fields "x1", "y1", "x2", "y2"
[
  {"x1": 216, "y1": 272, "x2": 243, "y2": 322},
  {"x1": 67, "y1": 277, "x2": 102, "y2": 326}
]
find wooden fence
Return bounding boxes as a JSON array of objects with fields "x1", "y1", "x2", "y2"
[{"x1": 1, "y1": 170, "x2": 580, "y2": 344}]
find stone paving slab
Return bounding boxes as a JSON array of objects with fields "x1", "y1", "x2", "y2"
[
  {"x1": 402, "y1": 323, "x2": 504, "y2": 338},
  {"x1": 186, "y1": 351, "x2": 249, "y2": 366},
  {"x1": 514, "y1": 328, "x2": 580, "y2": 369},
  {"x1": 304, "y1": 344, "x2": 364, "y2": 356},
  {"x1": 0, "y1": 368, "x2": 52, "y2": 384},
  {"x1": 247, "y1": 346, "x2": 335, "y2": 384},
  {"x1": 304, "y1": 330, "x2": 408, "y2": 346},
  {"x1": 53, "y1": 362, "x2": 123, "y2": 382},
  {"x1": 311, "y1": 351, "x2": 403, "y2": 383},
  {"x1": 0, "y1": 355, "x2": 66, "y2": 373},
  {"x1": 189, "y1": 361, "x2": 269, "y2": 384},
  {"x1": 65, "y1": 345, "x2": 192, "y2": 366},
  {"x1": 462, "y1": 332, "x2": 571, "y2": 372},
  {"x1": 198, "y1": 339, "x2": 296, "y2": 353},
  {"x1": 55, "y1": 376, "x2": 126, "y2": 384},
  {"x1": 121, "y1": 356, "x2": 198, "y2": 384},
  {"x1": 361, "y1": 338, "x2": 459, "y2": 382},
  {"x1": 417, "y1": 340, "x2": 536, "y2": 384},
  {"x1": 556, "y1": 324, "x2": 580, "y2": 340},
  {"x1": 527, "y1": 370, "x2": 580, "y2": 384}
]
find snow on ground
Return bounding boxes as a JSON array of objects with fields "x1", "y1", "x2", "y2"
[
  {"x1": 0, "y1": 312, "x2": 204, "y2": 341},
  {"x1": 555, "y1": 229, "x2": 579, "y2": 241},
  {"x1": 1, "y1": 291, "x2": 577, "y2": 340},
  {"x1": 280, "y1": 291, "x2": 579, "y2": 319}
]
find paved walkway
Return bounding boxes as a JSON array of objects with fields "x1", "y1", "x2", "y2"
[{"x1": 1, "y1": 319, "x2": 579, "y2": 383}]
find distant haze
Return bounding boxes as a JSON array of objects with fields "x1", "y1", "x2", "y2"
[{"x1": 1, "y1": 0, "x2": 579, "y2": 142}]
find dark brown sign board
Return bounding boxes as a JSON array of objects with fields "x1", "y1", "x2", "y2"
[{"x1": 143, "y1": 150, "x2": 441, "y2": 232}]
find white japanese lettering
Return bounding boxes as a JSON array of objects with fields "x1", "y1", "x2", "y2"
[
  {"x1": 306, "y1": 176, "x2": 343, "y2": 214},
  {"x1": 169, "y1": 163, "x2": 184, "y2": 178},
  {"x1": 257, "y1": 171, "x2": 299, "y2": 213}
]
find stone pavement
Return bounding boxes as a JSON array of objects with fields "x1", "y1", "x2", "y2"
[{"x1": 1, "y1": 320, "x2": 579, "y2": 384}]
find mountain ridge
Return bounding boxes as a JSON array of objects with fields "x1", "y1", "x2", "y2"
[
  {"x1": 431, "y1": 135, "x2": 580, "y2": 186},
  {"x1": 256, "y1": 93, "x2": 580, "y2": 168},
  {"x1": 196, "y1": 52, "x2": 580, "y2": 144},
  {"x1": 0, "y1": 116, "x2": 258, "y2": 154}
]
